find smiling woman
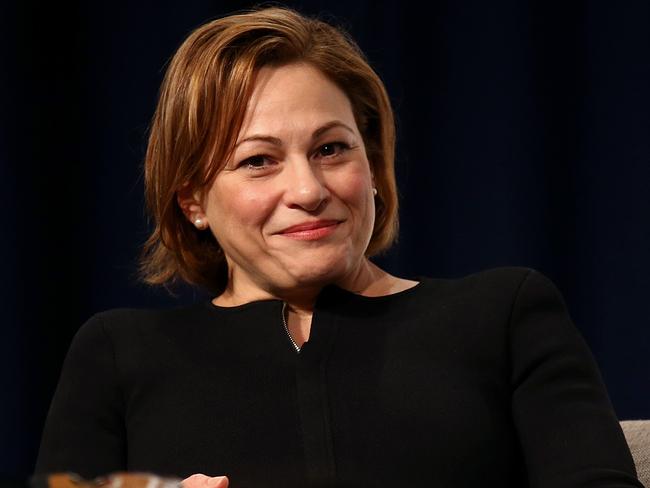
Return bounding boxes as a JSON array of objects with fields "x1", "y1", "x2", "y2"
[
  {"x1": 136, "y1": 6, "x2": 399, "y2": 302},
  {"x1": 179, "y1": 62, "x2": 384, "y2": 315},
  {"x1": 34, "y1": 5, "x2": 643, "y2": 488}
]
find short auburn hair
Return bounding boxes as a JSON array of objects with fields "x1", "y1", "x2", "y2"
[{"x1": 138, "y1": 6, "x2": 398, "y2": 295}]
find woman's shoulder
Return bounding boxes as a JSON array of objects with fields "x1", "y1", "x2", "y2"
[
  {"x1": 90, "y1": 301, "x2": 206, "y2": 323},
  {"x1": 414, "y1": 266, "x2": 566, "y2": 318},
  {"x1": 421, "y1": 266, "x2": 555, "y2": 296},
  {"x1": 73, "y1": 301, "x2": 213, "y2": 346},
  {"x1": 423, "y1": 265, "x2": 535, "y2": 285}
]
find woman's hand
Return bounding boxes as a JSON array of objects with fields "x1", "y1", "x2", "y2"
[{"x1": 182, "y1": 474, "x2": 229, "y2": 488}]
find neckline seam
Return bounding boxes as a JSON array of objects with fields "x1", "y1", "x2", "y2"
[{"x1": 203, "y1": 278, "x2": 428, "y2": 313}]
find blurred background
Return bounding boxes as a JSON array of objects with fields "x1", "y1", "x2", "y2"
[{"x1": 1, "y1": 0, "x2": 649, "y2": 479}]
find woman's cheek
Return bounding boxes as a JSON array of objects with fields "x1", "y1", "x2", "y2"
[
  {"x1": 229, "y1": 184, "x2": 277, "y2": 225},
  {"x1": 334, "y1": 167, "x2": 371, "y2": 202}
]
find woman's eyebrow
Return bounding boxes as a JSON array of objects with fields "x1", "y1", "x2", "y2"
[
  {"x1": 312, "y1": 120, "x2": 355, "y2": 138},
  {"x1": 235, "y1": 120, "x2": 355, "y2": 148},
  {"x1": 235, "y1": 134, "x2": 283, "y2": 148}
]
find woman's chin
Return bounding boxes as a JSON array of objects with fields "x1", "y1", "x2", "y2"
[
  {"x1": 288, "y1": 267, "x2": 346, "y2": 287},
  {"x1": 261, "y1": 244, "x2": 368, "y2": 292},
  {"x1": 282, "y1": 257, "x2": 354, "y2": 288}
]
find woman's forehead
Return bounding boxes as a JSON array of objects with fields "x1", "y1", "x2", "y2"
[{"x1": 237, "y1": 63, "x2": 358, "y2": 140}]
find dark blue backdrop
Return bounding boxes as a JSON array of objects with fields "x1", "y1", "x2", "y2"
[{"x1": 1, "y1": 0, "x2": 649, "y2": 479}]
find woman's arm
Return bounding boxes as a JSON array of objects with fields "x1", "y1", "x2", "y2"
[
  {"x1": 35, "y1": 313, "x2": 127, "y2": 477},
  {"x1": 509, "y1": 270, "x2": 642, "y2": 487}
]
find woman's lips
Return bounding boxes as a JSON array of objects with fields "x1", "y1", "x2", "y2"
[{"x1": 278, "y1": 220, "x2": 341, "y2": 240}]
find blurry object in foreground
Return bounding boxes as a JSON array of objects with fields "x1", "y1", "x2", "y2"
[{"x1": 30, "y1": 473, "x2": 181, "y2": 488}]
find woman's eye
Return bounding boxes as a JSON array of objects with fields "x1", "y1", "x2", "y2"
[
  {"x1": 317, "y1": 142, "x2": 350, "y2": 159},
  {"x1": 238, "y1": 155, "x2": 271, "y2": 170}
]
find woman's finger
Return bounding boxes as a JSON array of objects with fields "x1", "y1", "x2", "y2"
[{"x1": 181, "y1": 474, "x2": 229, "y2": 488}]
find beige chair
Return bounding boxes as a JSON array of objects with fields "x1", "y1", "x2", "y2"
[{"x1": 621, "y1": 420, "x2": 650, "y2": 487}]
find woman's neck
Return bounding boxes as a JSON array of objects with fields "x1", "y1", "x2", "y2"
[{"x1": 212, "y1": 258, "x2": 406, "y2": 313}]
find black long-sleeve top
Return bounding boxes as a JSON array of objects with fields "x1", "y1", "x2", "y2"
[{"x1": 35, "y1": 267, "x2": 642, "y2": 487}]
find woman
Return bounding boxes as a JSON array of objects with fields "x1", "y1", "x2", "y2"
[{"x1": 35, "y1": 6, "x2": 642, "y2": 488}]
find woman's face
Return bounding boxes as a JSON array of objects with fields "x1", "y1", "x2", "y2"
[{"x1": 200, "y1": 62, "x2": 376, "y2": 295}]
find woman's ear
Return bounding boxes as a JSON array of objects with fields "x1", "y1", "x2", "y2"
[{"x1": 177, "y1": 185, "x2": 209, "y2": 230}]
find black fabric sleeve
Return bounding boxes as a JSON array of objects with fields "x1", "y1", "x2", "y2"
[
  {"x1": 34, "y1": 313, "x2": 126, "y2": 477},
  {"x1": 509, "y1": 270, "x2": 642, "y2": 487}
]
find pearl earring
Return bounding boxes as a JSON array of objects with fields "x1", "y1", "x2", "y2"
[
  {"x1": 194, "y1": 217, "x2": 205, "y2": 229},
  {"x1": 372, "y1": 188, "x2": 378, "y2": 196}
]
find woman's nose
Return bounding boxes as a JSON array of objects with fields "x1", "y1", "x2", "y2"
[{"x1": 282, "y1": 158, "x2": 329, "y2": 211}]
